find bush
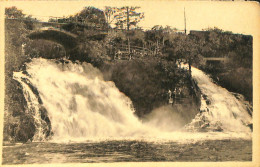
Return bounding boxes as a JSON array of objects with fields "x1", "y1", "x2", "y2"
[
  {"x1": 69, "y1": 40, "x2": 110, "y2": 67},
  {"x1": 218, "y1": 68, "x2": 252, "y2": 102},
  {"x1": 107, "y1": 58, "x2": 199, "y2": 118},
  {"x1": 25, "y1": 40, "x2": 66, "y2": 59}
]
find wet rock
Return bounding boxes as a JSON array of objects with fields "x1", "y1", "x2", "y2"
[
  {"x1": 201, "y1": 123, "x2": 210, "y2": 129},
  {"x1": 205, "y1": 100, "x2": 211, "y2": 105},
  {"x1": 213, "y1": 121, "x2": 223, "y2": 132},
  {"x1": 39, "y1": 106, "x2": 52, "y2": 137},
  {"x1": 14, "y1": 114, "x2": 36, "y2": 143},
  {"x1": 247, "y1": 123, "x2": 253, "y2": 131},
  {"x1": 213, "y1": 126, "x2": 223, "y2": 132}
]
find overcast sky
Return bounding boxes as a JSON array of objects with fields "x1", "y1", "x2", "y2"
[{"x1": 3, "y1": 1, "x2": 260, "y2": 36}]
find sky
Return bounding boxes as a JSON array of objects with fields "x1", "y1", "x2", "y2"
[{"x1": 3, "y1": 1, "x2": 260, "y2": 36}]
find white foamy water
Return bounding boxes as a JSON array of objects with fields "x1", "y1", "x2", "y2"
[
  {"x1": 13, "y1": 72, "x2": 47, "y2": 141},
  {"x1": 186, "y1": 66, "x2": 252, "y2": 132},
  {"x1": 13, "y1": 58, "x2": 252, "y2": 143}
]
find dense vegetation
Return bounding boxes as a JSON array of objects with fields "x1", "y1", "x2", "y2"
[
  {"x1": 4, "y1": 7, "x2": 66, "y2": 142},
  {"x1": 4, "y1": 6, "x2": 252, "y2": 142},
  {"x1": 190, "y1": 29, "x2": 252, "y2": 102}
]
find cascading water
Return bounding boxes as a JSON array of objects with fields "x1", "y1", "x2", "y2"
[
  {"x1": 13, "y1": 58, "x2": 152, "y2": 141},
  {"x1": 185, "y1": 66, "x2": 252, "y2": 132},
  {"x1": 13, "y1": 58, "x2": 252, "y2": 142},
  {"x1": 13, "y1": 73, "x2": 48, "y2": 141}
]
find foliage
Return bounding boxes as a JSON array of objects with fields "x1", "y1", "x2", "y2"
[
  {"x1": 5, "y1": 7, "x2": 39, "y2": 30},
  {"x1": 4, "y1": 5, "x2": 252, "y2": 142},
  {"x1": 74, "y1": 6, "x2": 107, "y2": 29},
  {"x1": 54, "y1": 6, "x2": 108, "y2": 31},
  {"x1": 104, "y1": 6, "x2": 144, "y2": 30},
  {"x1": 193, "y1": 28, "x2": 253, "y2": 101},
  {"x1": 202, "y1": 27, "x2": 233, "y2": 34},
  {"x1": 107, "y1": 29, "x2": 145, "y2": 47},
  {"x1": 108, "y1": 58, "x2": 197, "y2": 117},
  {"x1": 4, "y1": 13, "x2": 65, "y2": 142},
  {"x1": 145, "y1": 25, "x2": 164, "y2": 41},
  {"x1": 104, "y1": 6, "x2": 117, "y2": 28},
  {"x1": 25, "y1": 40, "x2": 66, "y2": 59},
  {"x1": 5, "y1": 6, "x2": 25, "y2": 18},
  {"x1": 69, "y1": 39, "x2": 110, "y2": 67},
  {"x1": 190, "y1": 29, "x2": 252, "y2": 69},
  {"x1": 142, "y1": 26, "x2": 252, "y2": 101},
  {"x1": 5, "y1": 13, "x2": 33, "y2": 142},
  {"x1": 129, "y1": 29, "x2": 145, "y2": 47}
]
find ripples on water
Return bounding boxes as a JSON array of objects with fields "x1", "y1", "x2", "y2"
[{"x1": 2, "y1": 139, "x2": 252, "y2": 164}]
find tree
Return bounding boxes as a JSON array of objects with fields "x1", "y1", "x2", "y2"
[
  {"x1": 58, "y1": 6, "x2": 108, "y2": 30},
  {"x1": 107, "y1": 6, "x2": 145, "y2": 30},
  {"x1": 129, "y1": 29, "x2": 145, "y2": 47},
  {"x1": 162, "y1": 32, "x2": 201, "y2": 73},
  {"x1": 117, "y1": 6, "x2": 144, "y2": 54},
  {"x1": 104, "y1": 6, "x2": 144, "y2": 54},
  {"x1": 145, "y1": 26, "x2": 178, "y2": 56},
  {"x1": 75, "y1": 6, "x2": 107, "y2": 29},
  {"x1": 104, "y1": 6, "x2": 118, "y2": 29},
  {"x1": 5, "y1": 6, "x2": 25, "y2": 19},
  {"x1": 150, "y1": 25, "x2": 164, "y2": 55}
]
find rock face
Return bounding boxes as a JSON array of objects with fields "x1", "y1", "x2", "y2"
[
  {"x1": 14, "y1": 114, "x2": 36, "y2": 142},
  {"x1": 5, "y1": 72, "x2": 52, "y2": 142}
]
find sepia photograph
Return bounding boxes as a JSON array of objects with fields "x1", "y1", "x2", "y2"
[{"x1": 0, "y1": 0, "x2": 259, "y2": 166}]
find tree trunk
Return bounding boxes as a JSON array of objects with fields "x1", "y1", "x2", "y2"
[
  {"x1": 156, "y1": 40, "x2": 159, "y2": 55},
  {"x1": 126, "y1": 7, "x2": 130, "y2": 31},
  {"x1": 162, "y1": 37, "x2": 165, "y2": 46},
  {"x1": 128, "y1": 37, "x2": 130, "y2": 54},
  {"x1": 188, "y1": 59, "x2": 191, "y2": 75}
]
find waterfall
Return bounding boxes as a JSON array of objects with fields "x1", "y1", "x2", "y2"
[
  {"x1": 13, "y1": 72, "x2": 48, "y2": 141},
  {"x1": 13, "y1": 58, "x2": 150, "y2": 141},
  {"x1": 185, "y1": 66, "x2": 252, "y2": 132},
  {"x1": 13, "y1": 58, "x2": 252, "y2": 142}
]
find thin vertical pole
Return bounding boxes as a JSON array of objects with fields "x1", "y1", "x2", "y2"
[
  {"x1": 126, "y1": 7, "x2": 130, "y2": 55},
  {"x1": 184, "y1": 7, "x2": 187, "y2": 34}
]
